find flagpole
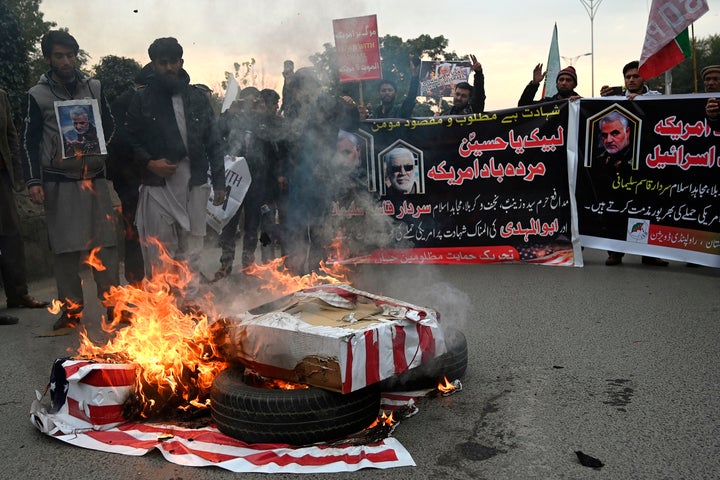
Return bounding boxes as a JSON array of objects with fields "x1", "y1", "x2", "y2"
[{"x1": 579, "y1": 0, "x2": 603, "y2": 96}]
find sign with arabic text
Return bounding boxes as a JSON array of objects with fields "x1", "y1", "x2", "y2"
[
  {"x1": 332, "y1": 102, "x2": 579, "y2": 266},
  {"x1": 333, "y1": 15, "x2": 381, "y2": 83},
  {"x1": 575, "y1": 95, "x2": 720, "y2": 267}
]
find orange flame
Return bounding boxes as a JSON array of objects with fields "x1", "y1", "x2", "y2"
[
  {"x1": 368, "y1": 410, "x2": 396, "y2": 428},
  {"x1": 84, "y1": 247, "x2": 106, "y2": 271},
  {"x1": 76, "y1": 238, "x2": 228, "y2": 417},
  {"x1": 437, "y1": 376, "x2": 457, "y2": 394},
  {"x1": 79, "y1": 178, "x2": 95, "y2": 193},
  {"x1": 244, "y1": 257, "x2": 348, "y2": 295},
  {"x1": 47, "y1": 298, "x2": 83, "y2": 317}
]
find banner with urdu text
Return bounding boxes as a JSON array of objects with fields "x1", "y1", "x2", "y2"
[
  {"x1": 333, "y1": 101, "x2": 579, "y2": 266},
  {"x1": 575, "y1": 95, "x2": 720, "y2": 267}
]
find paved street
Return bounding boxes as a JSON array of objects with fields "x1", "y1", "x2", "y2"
[{"x1": 1, "y1": 247, "x2": 719, "y2": 479}]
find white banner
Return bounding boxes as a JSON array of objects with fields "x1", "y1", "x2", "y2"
[{"x1": 207, "y1": 156, "x2": 252, "y2": 234}]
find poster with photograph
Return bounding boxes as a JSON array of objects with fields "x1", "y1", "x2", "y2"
[
  {"x1": 54, "y1": 99, "x2": 107, "y2": 158},
  {"x1": 419, "y1": 60, "x2": 471, "y2": 97}
]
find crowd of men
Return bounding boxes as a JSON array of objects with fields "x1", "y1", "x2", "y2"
[{"x1": 0, "y1": 29, "x2": 718, "y2": 328}]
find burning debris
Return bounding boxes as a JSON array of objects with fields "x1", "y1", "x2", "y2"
[
  {"x1": 437, "y1": 376, "x2": 463, "y2": 396},
  {"x1": 31, "y1": 243, "x2": 466, "y2": 471}
]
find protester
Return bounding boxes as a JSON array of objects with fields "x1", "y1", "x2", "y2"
[
  {"x1": 280, "y1": 66, "x2": 359, "y2": 275},
  {"x1": 126, "y1": 37, "x2": 225, "y2": 309},
  {"x1": 371, "y1": 55, "x2": 420, "y2": 119},
  {"x1": 599, "y1": 61, "x2": 667, "y2": 267},
  {"x1": 599, "y1": 61, "x2": 660, "y2": 99},
  {"x1": 701, "y1": 64, "x2": 719, "y2": 125},
  {"x1": 1, "y1": 88, "x2": 49, "y2": 321},
  {"x1": 107, "y1": 63, "x2": 152, "y2": 286},
  {"x1": 21, "y1": 30, "x2": 119, "y2": 330},
  {"x1": 214, "y1": 86, "x2": 281, "y2": 280},
  {"x1": 441, "y1": 54, "x2": 486, "y2": 115},
  {"x1": 518, "y1": 64, "x2": 581, "y2": 106}
]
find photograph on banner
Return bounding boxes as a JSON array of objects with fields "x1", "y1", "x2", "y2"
[
  {"x1": 419, "y1": 60, "x2": 471, "y2": 98},
  {"x1": 336, "y1": 102, "x2": 578, "y2": 266},
  {"x1": 575, "y1": 95, "x2": 720, "y2": 267},
  {"x1": 54, "y1": 99, "x2": 107, "y2": 158},
  {"x1": 332, "y1": 14, "x2": 381, "y2": 83},
  {"x1": 207, "y1": 156, "x2": 251, "y2": 233}
]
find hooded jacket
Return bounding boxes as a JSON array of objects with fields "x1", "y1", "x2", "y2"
[
  {"x1": 21, "y1": 71, "x2": 113, "y2": 186},
  {"x1": 125, "y1": 69, "x2": 225, "y2": 192}
]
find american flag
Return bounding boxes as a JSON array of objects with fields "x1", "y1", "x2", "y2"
[{"x1": 33, "y1": 359, "x2": 424, "y2": 473}]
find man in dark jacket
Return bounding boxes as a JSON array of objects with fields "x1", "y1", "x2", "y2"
[
  {"x1": 126, "y1": 37, "x2": 225, "y2": 308},
  {"x1": 518, "y1": 64, "x2": 581, "y2": 106},
  {"x1": 107, "y1": 63, "x2": 153, "y2": 286},
  {"x1": 371, "y1": 55, "x2": 421, "y2": 119},
  {"x1": 441, "y1": 54, "x2": 486, "y2": 115}
]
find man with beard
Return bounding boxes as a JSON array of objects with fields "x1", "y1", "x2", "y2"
[
  {"x1": 441, "y1": 54, "x2": 486, "y2": 115},
  {"x1": 518, "y1": 65, "x2": 581, "y2": 106},
  {"x1": 702, "y1": 65, "x2": 720, "y2": 126},
  {"x1": 22, "y1": 30, "x2": 119, "y2": 331},
  {"x1": 371, "y1": 55, "x2": 420, "y2": 119},
  {"x1": 127, "y1": 37, "x2": 225, "y2": 310}
]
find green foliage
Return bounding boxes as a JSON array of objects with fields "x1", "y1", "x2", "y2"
[
  {"x1": 92, "y1": 55, "x2": 142, "y2": 104},
  {"x1": 0, "y1": 3, "x2": 28, "y2": 119}
]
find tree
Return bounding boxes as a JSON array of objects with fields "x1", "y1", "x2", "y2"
[
  {"x1": 92, "y1": 55, "x2": 142, "y2": 104},
  {"x1": 0, "y1": 4, "x2": 28, "y2": 120}
]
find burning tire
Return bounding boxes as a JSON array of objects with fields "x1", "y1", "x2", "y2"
[
  {"x1": 211, "y1": 367, "x2": 381, "y2": 445},
  {"x1": 379, "y1": 327, "x2": 468, "y2": 391}
]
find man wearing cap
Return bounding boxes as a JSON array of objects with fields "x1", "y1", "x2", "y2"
[
  {"x1": 518, "y1": 64, "x2": 581, "y2": 106},
  {"x1": 126, "y1": 37, "x2": 226, "y2": 309},
  {"x1": 701, "y1": 65, "x2": 719, "y2": 126}
]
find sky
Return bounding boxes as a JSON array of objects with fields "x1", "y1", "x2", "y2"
[{"x1": 39, "y1": 0, "x2": 719, "y2": 111}]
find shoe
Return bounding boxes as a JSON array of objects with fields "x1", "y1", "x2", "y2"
[
  {"x1": 605, "y1": 253, "x2": 623, "y2": 266},
  {"x1": 0, "y1": 314, "x2": 19, "y2": 325},
  {"x1": 7, "y1": 294, "x2": 50, "y2": 309},
  {"x1": 213, "y1": 265, "x2": 232, "y2": 281},
  {"x1": 641, "y1": 256, "x2": 669, "y2": 267},
  {"x1": 53, "y1": 311, "x2": 81, "y2": 330}
]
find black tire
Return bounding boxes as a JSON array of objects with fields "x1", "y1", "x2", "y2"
[
  {"x1": 211, "y1": 367, "x2": 381, "y2": 445},
  {"x1": 379, "y1": 326, "x2": 468, "y2": 391}
]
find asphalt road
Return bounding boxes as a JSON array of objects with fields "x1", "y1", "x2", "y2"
[{"x1": 1, "y1": 247, "x2": 719, "y2": 480}]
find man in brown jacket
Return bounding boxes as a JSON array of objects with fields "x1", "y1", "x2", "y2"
[{"x1": 0, "y1": 88, "x2": 49, "y2": 324}]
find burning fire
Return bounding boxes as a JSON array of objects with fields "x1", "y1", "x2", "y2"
[
  {"x1": 84, "y1": 247, "x2": 106, "y2": 271},
  {"x1": 76, "y1": 240, "x2": 229, "y2": 419},
  {"x1": 244, "y1": 257, "x2": 348, "y2": 295},
  {"x1": 368, "y1": 410, "x2": 396, "y2": 429},
  {"x1": 71, "y1": 238, "x2": 353, "y2": 420},
  {"x1": 437, "y1": 376, "x2": 461, "y2": 396}
]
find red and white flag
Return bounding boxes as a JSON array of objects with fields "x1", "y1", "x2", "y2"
[{"x1": 638, "y1": 0, "x2": 709, "y2": 79}]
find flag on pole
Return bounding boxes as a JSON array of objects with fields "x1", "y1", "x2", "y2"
[
  {"x1": 638, "y1": 0, "x2": 709, "y2": 79},
  {"x1": 221, "y1": 73, "x2": 240, "y2": 113},
  {"x1": 542, "y1": 23, "x2": 561, "y2": 99}
]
